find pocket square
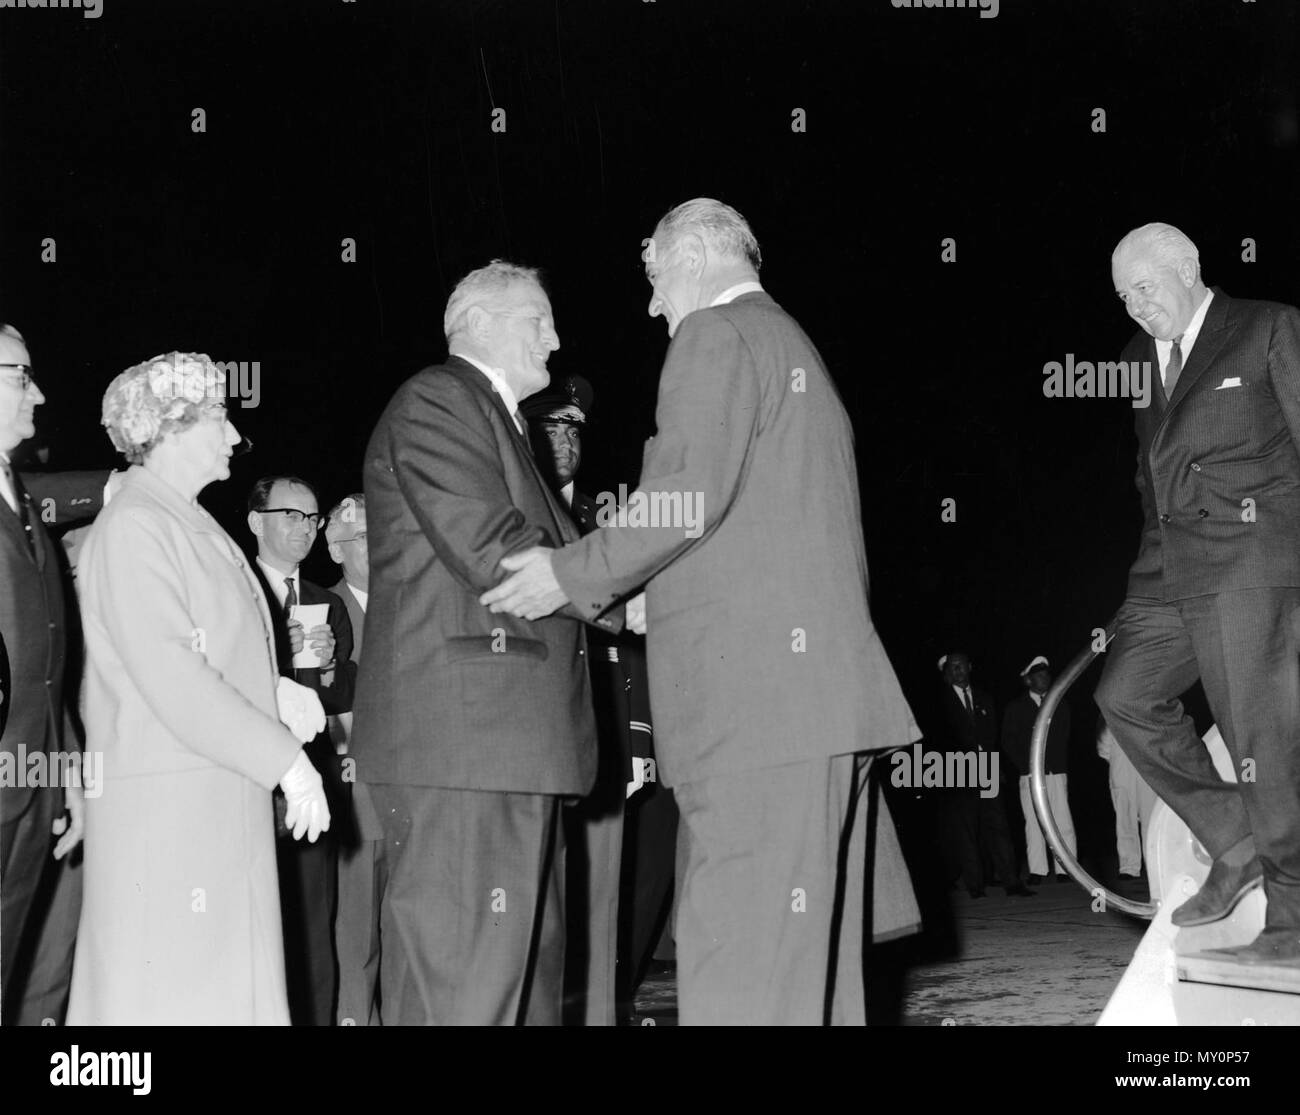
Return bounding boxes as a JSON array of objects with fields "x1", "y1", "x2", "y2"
[{"x1": 1215, "y1": 377, "x2": 1243, "y2": 390}]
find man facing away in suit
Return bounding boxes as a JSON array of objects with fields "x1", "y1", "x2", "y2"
[
  {"x1": 323, "y1": 493, "x2": 385, "y2": 1026},
  {"x1": 350, "y1": 260, "x2": 620, "y2": 1025},
  {"x1": 0, "y1": 323, "x2": 115, "y2": 1025},
  {"x1": 1096, "y1": 222, "x2": 1300, "y2": 964},
  {"x1": 482, "y1": 199, "x2": 922, "y2": 1024},
  {"x1": 246, "y1": 475, "x2": 356, "y2": 1023}
]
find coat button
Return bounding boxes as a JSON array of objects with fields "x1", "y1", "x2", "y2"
[
  {"x1": 1190, "y1": 462, "x2": 1202, "y2": 472},
  {"x1": 1159, "y1": 514, "x2": 1171, "y2": 523},
  {"x1": 1198, "y1": 508, "x2": 1209, "y2": 518}
]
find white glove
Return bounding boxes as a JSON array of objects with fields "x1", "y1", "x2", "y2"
[
  {"x1": 627, "y1": 592, "x2": 646, "y2": 635},
  {"x1": 278, "y1": 750, "x2": 331, "y2": 842},
  {"x1": 276, "y1": 675, "x2": 326, "y2": 744}
]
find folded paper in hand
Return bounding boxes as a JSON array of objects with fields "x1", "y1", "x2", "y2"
[{"x1": 289, "y1": 603, "x2": 329, "y2": 668}]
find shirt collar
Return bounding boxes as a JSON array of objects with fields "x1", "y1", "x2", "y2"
[
  {"x1": 256, "y1": 556, "x2": 300, "y2": 606},
  {"x1": 1029, "y1": 691, "x2": 1044, "y2": 707},
  {"x1": 560, "y1": 480, "x2": 575, "y2": 508},
  {"x1": 348, "y1": 584, "x2": 368, "y2": 611},
  {"x1": 709, "y1": 281, "x2": 764, "y2": 308},
  {"x1": 452, "y1": 351, "x2": 523, "y2": 420},
  {"x1": 1155, "y1": 289, "x2": 1214, "y2": 357}
]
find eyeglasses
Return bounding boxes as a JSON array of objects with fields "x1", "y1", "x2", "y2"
[
  {"x1": 334, "y1": 531, "x2": 367, "y2": 545},
  {"x1": 0, "y1": 364, "x2": 35, "y2": 391},
  {"x1": 260, "y1": 507, "x2": 325, "y2": 530}
]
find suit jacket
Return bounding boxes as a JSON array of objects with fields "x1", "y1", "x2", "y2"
[
  {"x1": 1000, "y1": 690, "x2": 1070, "y2": 777},
  {"x1": 0, "y1": 469, "x2": 107, "y2": 815},
  {"x1": 1125, "y1": 289, "x2": 1300, "y2": 602},
  {"x1": 552, "y1": 291, "x2": 920, "y2": 787},
  {"x1": 333, "y1": 578, "x2": 366, "y2": 663},
  {"x1": 351, "y1": 356, "x2": 615, "y2": 795},
  {"x1": 937, "y1": 684, "x2": 997, "y2": 753},
  {"x1": 250, "y1": 563, "x2": 356, "y2": 715}
]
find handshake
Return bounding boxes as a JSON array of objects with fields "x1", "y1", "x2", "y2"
[{"x1": 479, "y1": 546, "x2": 645, "y2": 634}]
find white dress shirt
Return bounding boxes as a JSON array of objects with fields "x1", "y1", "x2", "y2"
[
  {"x1": 1156, "y1": 289, "x2": 1214, "y2": 386},
  {"x1": 256, "y1": 557, "x2": 300, "y2": 610},
  {"x1": 452, "y1": 351, "x2": 526, "y2": 434},
  {"x1": 710, "y1": 281, "x2": 764, "y2": 308},
  {"x1": 347, "y1": 584, "x2": 368, "y2": 612},
  {"x1": 0, "y1": 451, "x2": 16, "y2": 513}
]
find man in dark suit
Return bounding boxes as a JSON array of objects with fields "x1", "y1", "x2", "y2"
[
  {"x1": 1096, "y1": 222, "x2": 1300, "y2": 963},
  {"x1": 935, "y1": 652, "x2": 1031, "y2": 898},
  {"x1": 0, "y1": 324, "x2": 110, "y2": 1025},
  {"x1": 483, "y1": 200, "x2": 922, "y2": 1024},
  {"x1": 323, "y1": 493, "x2": 384, "y2": 1027},
  {"x1": 246, "y1": 475, "x2": 355, "y2": 1025},
  {"x1": 350, "y1": 260, "x2": 621, "y2": 1025},
  {"x1": 1001, "y1": 655, "x2": 1075, "y2": 884},
  {"x1": 521, "y1": 375, "x2": 666, "y2": 1025}
]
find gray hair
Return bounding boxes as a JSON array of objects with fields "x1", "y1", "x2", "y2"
[
  {"x1": 655, "y1": 198, "x2": 762, "y2": 271},
  {"x1": 326, "y1": 492, "x2": 365, "y2": 542},
  {"x1": 443, "y1": 260, "x2": 543, "y2": 341},
  {"x1": 1114, "y1": 222, "x2": 1200, "y2": 275}
]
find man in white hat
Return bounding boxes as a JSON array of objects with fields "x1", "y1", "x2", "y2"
[{"x1": 1001, "y1": 656, "x2": 1076, "y2": 884}]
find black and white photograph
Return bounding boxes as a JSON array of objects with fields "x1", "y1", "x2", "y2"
[{"x1": 1, "y1": 0, "x2": 1298, "y2": 1094}]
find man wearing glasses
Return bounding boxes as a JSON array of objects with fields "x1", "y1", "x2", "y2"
[
  {"x1": 246, "y1": 475, "x2": 356, "y2": 1025},
  {"x1": 0, "y1": 324, "x2": 115, "y2": 1025}
]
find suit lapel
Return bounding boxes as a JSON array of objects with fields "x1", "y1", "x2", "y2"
[
  {"x1": 1159, "y1": 289, "x2": 1236, "y2": 422},
  {"x1": 448, "y1": 359, "x2": 580, "y2": 546}
]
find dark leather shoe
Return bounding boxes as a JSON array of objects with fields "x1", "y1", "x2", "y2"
[
  {"x1": 1026, "y1": 874, "x2": 1046, "y2": 886},
  {"x1": 967, "y1": 887, "x2": 986, "y2": 899},
  {"x1": 1209, "y1": 927, "x2": 1300, "y2": 966},
  {"x1": 1006, "y1": 883, "x2": 1036, "y2": 897},
  {"x1": 1171, "y1": 855, "x2": 1263, "y2": 927}
]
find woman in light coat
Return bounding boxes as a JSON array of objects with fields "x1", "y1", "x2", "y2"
[{"x1": 68, "y1": 352, "x2": 329, "y2": 1025}]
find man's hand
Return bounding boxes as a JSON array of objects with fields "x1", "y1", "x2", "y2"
[
  {"x1": 307, "y1": 623, "x2": 335, "y2": 667},
  {"x1": 53, "y1": 782, "x2": 85, "y2": 860},
  {"x1": 479, "y1": 547, "x2": 570, "y2": 620},
  {"x1": 627, "y1": 592, "x2": 646, "y2": 635},
  {"x1": 287, "y1": 618, "x2": 306, "y2": 655}
]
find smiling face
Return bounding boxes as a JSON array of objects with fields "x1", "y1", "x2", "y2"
[
  {"x1": 253, "y1": 479, "x2": 319, "y2": 569},
  {"x1": 1112, "y1": 246, "x2": 1201, "y2": 341},
  {"x1": 0, "y1": 332, "x2": 44, "y2": 454},
  {"x1": 644, "y1": 228, "x2": 700, "y2": 337},
  {"x1": 480, "y1": 280, "x2": 560, "y2": 401}
]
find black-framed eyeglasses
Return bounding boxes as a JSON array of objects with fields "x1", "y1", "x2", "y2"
[
  {"x1": 259, "y1": 507, "x2": 325, "y2": 529},
  {"x1": 0, "y1": 364, "x2": 35, "y2": 391}
]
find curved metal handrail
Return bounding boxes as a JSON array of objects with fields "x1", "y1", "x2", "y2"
[{"x1": 1028, "y1": 625, "x2": 1157, "y2": 919}]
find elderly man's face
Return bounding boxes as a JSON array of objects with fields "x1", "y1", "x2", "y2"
[
  {"x1": 482, "y1": 281, "x2": 559, "y2": 401},
  {"x1": 1112, "y1": 248, "x2": 1200, "y2": 341},
  {"x1": 645, "y1": 231, "x2": 695, "y2": 337},
  {"x1": 255, "y1": 480, "x2": 319, "y2": 569},
  {"x1": 0, "y1": 333, "x2": 44, "y2": 454},
  {"x1": 328, "y1": 505, "x2": 369, "y2": 591},
  {"x1": 540, "y1": 421, "x2": 581, "y2": 485}
]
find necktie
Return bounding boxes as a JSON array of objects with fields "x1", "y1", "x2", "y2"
[
  {"x1": 515, "y1": 412, "x2": 533, "y2": 452},
  {"x1": 1, "y1": 460, "x2": 36, "y2": 558},
  {"x1": 283, "y1": 575, "x2": 298, "y2": 618},
  {"x1": 963, "y1": 688, "x2": 973, "y2": 714},
  {"x1": 1164, "y1": 335, "x2": 1184, "y2": 397}
]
